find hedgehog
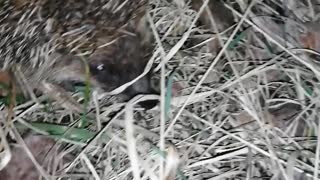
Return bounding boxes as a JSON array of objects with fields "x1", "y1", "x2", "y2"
[{"x1": 0, "y1": 0, "x2": 155, "y2": 103}]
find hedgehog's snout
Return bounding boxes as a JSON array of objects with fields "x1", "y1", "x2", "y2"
[
  {"x1": 124, "y1": 76, "x2": 159, "y2": 109},
  {"x1": 123, "y1": 76, "x2": 152, "y2": 97}
]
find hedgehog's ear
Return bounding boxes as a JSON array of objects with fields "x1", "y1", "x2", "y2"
[{"x1": 128, "y1": 0, "x2": 152, "y2": 46}]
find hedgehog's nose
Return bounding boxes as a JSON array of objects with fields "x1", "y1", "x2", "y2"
[
  {"x1": 138, "y1": 99, "x2": 158, "y2": 109},
  {"x1": 124, "y1": 77, "x2": 159, "y2": 109}
]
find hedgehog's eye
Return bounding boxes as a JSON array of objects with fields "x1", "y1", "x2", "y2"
[
  {"x1": 90, "y1": 63, "x2": 105, "y2": 75},
  {"x1": 96, "y1": 64, "x2": 104, "y2": 71}
]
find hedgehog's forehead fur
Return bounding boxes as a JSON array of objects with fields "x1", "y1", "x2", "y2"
[
  {"x1": 0, "y1": 0, "x2": 148, "y2": 68},
  {"x1": 0, "y1": 0, "x2": 152, "y2": 92}
]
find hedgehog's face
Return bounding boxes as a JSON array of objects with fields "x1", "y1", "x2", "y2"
[
  {"x1": 89, "y1": 55, "x2": 151, "y2": 96},
  {"x1": 88, "y1": 35, "x2": 155, "y2": 100}
]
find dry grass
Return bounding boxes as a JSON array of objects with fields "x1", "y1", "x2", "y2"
[{"x1": 1, "y1": 0, "x2": 320, "y2": 179}]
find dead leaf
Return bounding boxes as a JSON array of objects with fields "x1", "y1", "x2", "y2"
[
  {"x1": 0, "y1": 71, "x2": 13, "y2": 97},
  {"x1": 300, "y1": 31, "x2": 318, "y2": 50},
  {"x1": 171, "y1": 82, "x2": 184, "y2": 97},
  {"x1": 191, "y1": 0, "x2": 234, "y2": 32},
  {"x1": 234, "y1": 103, "x2": 301, "y2": 132},
  {"x1": 301, "y1": 21, "x2": 320, "y2": 51},
  {"x1": 0, "y1": 70, "x2": 18, "y2": 126}
]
